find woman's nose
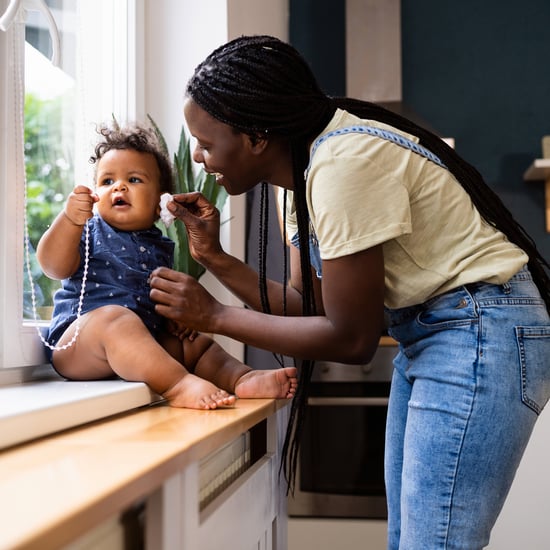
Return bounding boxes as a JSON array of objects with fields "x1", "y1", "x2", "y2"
[{"x1": 192, "y1": 145, "x2": 203, "y2": 164}]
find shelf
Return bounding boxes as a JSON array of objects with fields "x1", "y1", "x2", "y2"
[
  {"x1": 379, "y1": 335, "x2": 398, "y2": 346},
  {"x1": 523, "y1": 158, "x2": 550, "y2": 181},
  {"x1": 524, "y1": 136, "x2": 550, "y2": 233}
]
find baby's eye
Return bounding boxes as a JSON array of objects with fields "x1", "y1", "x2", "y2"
[
  {"x1": 100, "y1": 178, "x2": 114, "y2": 186},
  {"x1": 129, "y1": 176, "x2": 142, "y2": 183}
]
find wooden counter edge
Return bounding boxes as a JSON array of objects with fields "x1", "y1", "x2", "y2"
[{"x1": 0, "y1": 398, "x2": 289, "y2": 550}]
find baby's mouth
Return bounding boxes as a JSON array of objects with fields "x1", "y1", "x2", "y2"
[{"x1": 113, "y1": 197, "x2": 129, "y2": 206}]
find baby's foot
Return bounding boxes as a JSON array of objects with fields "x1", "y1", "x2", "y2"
[
  {"x1": 234, "y1": 367, "x2": 298, "y2": 399},
  {"x1": 163, "y1": 373, "x2": 236, "y2": 409}
]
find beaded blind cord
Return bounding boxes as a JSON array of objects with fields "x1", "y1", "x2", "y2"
[
  {"x1": 21, "y1": 2, "x2": 103, "y2": 353},
  {"x1": 17, "y1": 25, "x2": 91, "y2": 352},
  {"x1": 24, "y1": 215, "x2": 90, "y2": 352}
]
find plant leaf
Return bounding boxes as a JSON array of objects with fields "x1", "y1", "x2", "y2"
[{"x1": 147, "y1": 114, "x2": 170, "y2": 158}]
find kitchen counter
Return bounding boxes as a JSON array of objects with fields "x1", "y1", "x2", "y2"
[{"x1": 0, "y1": 397, "x2": 290, "y2": 550}]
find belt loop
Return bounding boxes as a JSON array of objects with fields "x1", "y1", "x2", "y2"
[{"x1": 502, "y1": 281, "x2": 511, "y2": 294}]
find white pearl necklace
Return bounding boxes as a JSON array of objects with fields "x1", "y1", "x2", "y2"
[{"x1": 24, "y1": 216, "x2": 90, "y2": 352}]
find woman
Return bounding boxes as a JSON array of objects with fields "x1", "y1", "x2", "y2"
[{"x1": 149, "y1": 35, "x2": 550, "y2": 549}]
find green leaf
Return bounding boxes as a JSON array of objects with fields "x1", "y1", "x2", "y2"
[
  {"x1": 147, "y1": 114, "x2": 170, "y2": 158},
  {"x1": 174, "y1": 155, "x2": 190, "y2": 194}
]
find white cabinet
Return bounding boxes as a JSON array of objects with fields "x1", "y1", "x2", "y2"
[
  {"x1": 146, "y1": 410, "x2": 288, "y2": 550},
  {"x1": 0, "y1": 399, "x2": 289, "y2": 550}
]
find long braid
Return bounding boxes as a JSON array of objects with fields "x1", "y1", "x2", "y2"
[
  {"x1": 279, "y1": 142, "x2": 318, "y2": 493},
  {"x1": 186, "y1": 35, "x2": 550, "y2": 492},
  {"x1": 257, "y1": 183, "x2": 286, "y2": 369},
  {"x1": 187, "y1": 35, "x2": 333, "y2": 491},
  {"x1": 258, "y1": 182, "x2": 271, "y2": 314},
  {"x1": 281, "y1": 188, "x2": 289, "y2": 315}
]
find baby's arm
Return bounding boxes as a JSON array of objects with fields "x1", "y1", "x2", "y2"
[{"x1": 36, "y1": 185, "x2": 98, "y2": 280}]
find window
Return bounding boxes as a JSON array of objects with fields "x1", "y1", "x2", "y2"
[
  {"x1": 0, "y1": 0, "x2": 251, "y2": 450},
  {"x1": 0, "y1": 0, "x2": 138, "y2": 372},
  {"x1": 24, "y1": 1, "x2": 77, "y2": 325}
]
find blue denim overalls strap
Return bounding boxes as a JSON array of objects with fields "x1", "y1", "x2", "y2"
[
  {"x1": 293, "y1": 125, "x2": 446, "y2": 278},
  {"x1": 305, "y1": 124, "x2": 447, "y2": 177}
]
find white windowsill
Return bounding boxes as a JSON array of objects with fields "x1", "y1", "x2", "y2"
[{"x1": 0, "y1": 367, "x2": 163, "y2": 450}]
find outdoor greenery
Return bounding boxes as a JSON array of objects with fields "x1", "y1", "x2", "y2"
[{"x1": 24, "y1": 92, "x2": 73, "y2": 317}]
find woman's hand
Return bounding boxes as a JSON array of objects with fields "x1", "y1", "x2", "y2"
[
  {"x1": 167, "y1": 192, "x2": 224, "y2": 267},
  {"x1": 149, "y1": 267, "x2": 221, "y2": 333}
]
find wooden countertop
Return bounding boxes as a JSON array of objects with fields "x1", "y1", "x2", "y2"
[{"x1": 0, "y1": 398, "x2": 288, "y2": 550}]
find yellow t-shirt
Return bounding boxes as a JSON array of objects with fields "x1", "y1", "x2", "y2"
[{"x1": 281, "y1": 109, "x2": 528, "y2": 309}]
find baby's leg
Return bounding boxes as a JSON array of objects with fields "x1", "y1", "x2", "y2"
[
  {"x1": 182, "y1": 335, "x2": 298, "y2": 399},
  {"x1": 234, "y1": 368, "x2": 298, "y2": 399},
  {"x1": 52, "y1": 305, "x2": 234, "y2": 409},
  {"x1": 179, "y1": 333, "x2": 251, "y2": 391}
]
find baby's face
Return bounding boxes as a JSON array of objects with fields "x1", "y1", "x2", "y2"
[{"x1": 95, "y1": 149, "x2": 162, "y2": 231}]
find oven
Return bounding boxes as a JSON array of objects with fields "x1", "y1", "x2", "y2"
[{"x1": 287, "y1": 337, "x2": 398, "y2": 520}]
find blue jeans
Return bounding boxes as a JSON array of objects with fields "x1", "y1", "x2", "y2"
[{"x1": 384, "y1": 267, "x2": 550, "y2": 549}]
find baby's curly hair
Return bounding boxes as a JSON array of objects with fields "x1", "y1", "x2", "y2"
[{"x1": 89, "y1": 123, "x2": 174, "y2": 194}]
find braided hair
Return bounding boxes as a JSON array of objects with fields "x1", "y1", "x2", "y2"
[{"x1": 186, "y1": 34, "x2": 550, "y2": 491}]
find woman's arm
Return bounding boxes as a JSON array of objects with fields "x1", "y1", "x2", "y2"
[
  {"x1": 167, "y1": 191, "x2": 315, "y2": 316},
  {"x1": 150, "y1": 244, "x2": 385, "y2": 364},
  {"x1": 218, "y1": 245, "x2": 385, "y2": 363},
  {"x1": 36, "y1": 185, "x2": 97, "y2": 280},
  {"x1": 185, "y1": 244, "x2": 321, "y2": 316}
]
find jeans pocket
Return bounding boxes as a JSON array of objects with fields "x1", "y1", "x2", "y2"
[{"x1": 516, "y1": 326, "x2": 550, "y2": 414}]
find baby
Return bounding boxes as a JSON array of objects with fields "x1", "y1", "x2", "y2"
[{"x1": 36, "y1": 123, "x2": 297, "y2": 409}]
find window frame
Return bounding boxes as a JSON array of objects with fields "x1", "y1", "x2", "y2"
[{"x1": 0, "y1": 0, "x2": 139, "y2": 374}]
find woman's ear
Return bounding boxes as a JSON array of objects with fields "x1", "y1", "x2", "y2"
[{"x1": 247, "y1": 132, "x2": 269, "y2": 154}]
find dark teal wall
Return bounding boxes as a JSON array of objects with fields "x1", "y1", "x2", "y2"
[
  {"x1": 288, "y1": 1, "x2": 550, "y2": 258},
  {"x1": 289, "y1": 0, "x2": 346, "y2": 96},
  {"x1": 401, "y1": 1, "x2": 550, "y2": 257},
  {"x1": 247, "y1": 2, "x2": 550, "y2": 368}
]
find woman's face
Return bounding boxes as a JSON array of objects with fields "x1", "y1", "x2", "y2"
[{"x1": 183, "y1": 98, "x2": 267, "y2": 195}]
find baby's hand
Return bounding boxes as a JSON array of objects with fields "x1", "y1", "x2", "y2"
[
  {"x1": 64, "y1": 185, "x2": 98, "y2": 226},
  {"x1": 167, "y1": 320, "x2": 199, "y2": 341}
]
